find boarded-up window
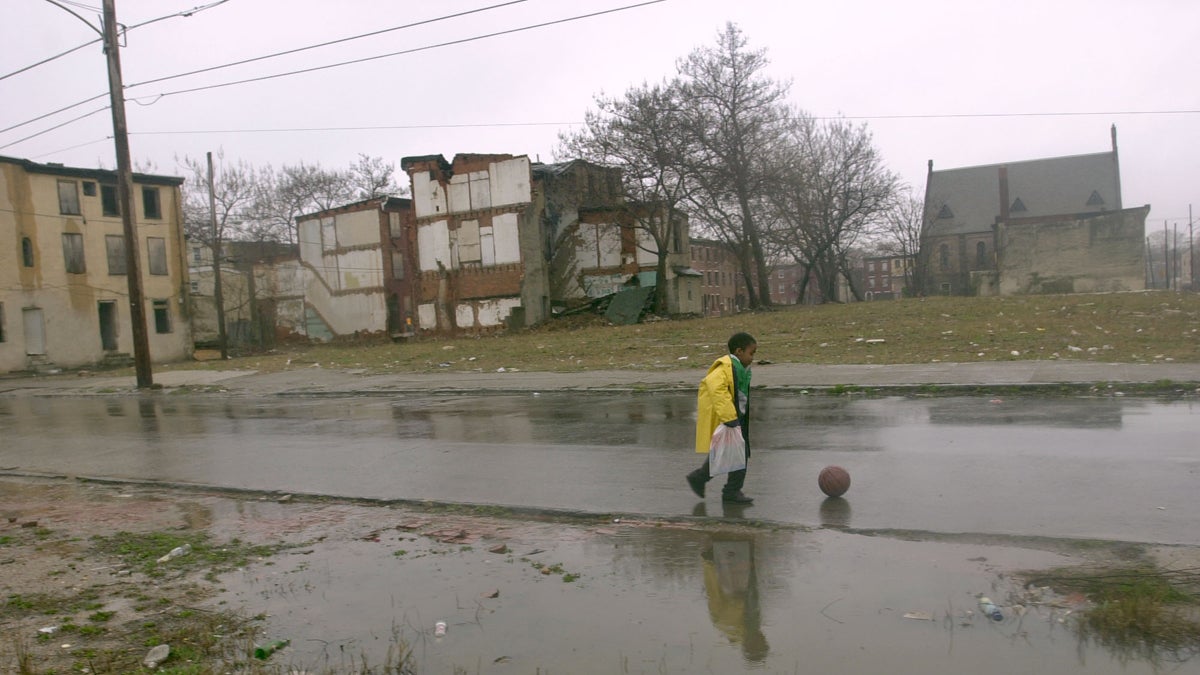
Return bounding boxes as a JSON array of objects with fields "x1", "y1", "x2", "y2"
[
  {"x1": 153, "y1": 299, "x2": 172, "y2": 333},
  {"x1": 101, "y1": 184, "x2": 119, "y2": 216},
  {"x1": 457, "y1": 219, "x2": 481, "y2": 264},
  {"x1": 142, "y1": 187, "x2": 161, "y2": 219},
  {"x1": 105, "y1": 235, "x2": 127, "y2": 275},
  {"x1": 58, "y1": 180, "x2": 80, "y2": 215},
  {"x1": 62, "y1": 233, "x2": 85, "y2": 273},
  {"x1": 147, "y1": 237, "x2": 168, "y2": 275}
]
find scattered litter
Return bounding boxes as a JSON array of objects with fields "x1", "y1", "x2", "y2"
[
  {"x1": 438, "y1": 362, "x2": 451, "y2": 368},
  {"x1": 434, "y1": 621, "x2": 447, "y2": 637},
  {"x1": 1010, "y1": 350, "x2": 1020, "y2": 356},
  {"x1": 1067, "y1": 345, "x2": 1083, "y2": 352},
  {"x1": 865, "y1": 339, "x2": 885, "y2": 344},
  {"x1": 21, "y1": 521, "x2": 38, "y2": 528},
  {"x1": 978, "y1": 596, "x2": 1003, "y2": 621},
  {"x1": 253, "y1": 639, "x2": 289, "y2": 660},
  {"x1": 1157, "y1": 506, "x2": 1167, "y2": 510},
  {"x1": 143, "y1": 644, "x2": 170, "y2": 668},
  {"x1": 989, "y1": 399, "x2": 1003, "y2": 404},
  {"x1": 277, "y1": 494, "x2": 292, "y2": 503},
  {"x1": 482, "y1": 589, "x2": 500, "y2": 599},
  {"x1": 157, "y1": 543, "x2": 191, "y2": 563},
  {"x1": 612, "y1": 518, "x2": 621, "y2": 524},
  {"x1": 496, "y1": 367, "x2": 506, "y2": 373},
  {"x1": 677, "y1": 356, "x2": 688, "y2": 360},
  {"x1": 488, "y1": 544, "x2": 508, "y2": 554},
  {"x1": 38, "y1": 626, "x2": 58, "y2": 635},
  {"x1": 902, "y1": 611, "x2": 934, "y2": 621}
]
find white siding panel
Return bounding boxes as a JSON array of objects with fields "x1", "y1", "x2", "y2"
[
  {"x1": 489, "y1": 157, "x2": 531, "y2": 207},
  {"x1": 477, "y1": 298, "x2": 520, "y2": 327},
  {"x1": 636, "y1": 227, "x2": 657, "y2": 265},
  {"x1": 418, "y1": 219, "x2": 451, "y2": 272},
  {"x1": 457, "y1": 219, "x2": 481, "y2": 264},
  {"x1": 455, "y1": 303, "x2": 475, "y2": 328},
  {"x1": 417, "y1": 303, "x2": 436, "y2": 329},
  {"x1": 412, "y1": 171, "x2": 446, "y2": 218},
  {"x1": 447, "y1": 174, "x2": 470, "y2": 214},
  {"x1": 480, "y1": 228, "x2": 495, "y2": 266},
  {"x1": 469, "y1": 171, "x2": 491, "y2": 209},
  {"x1": 492, "y1": 212, "x2": 521, "y2": 264},
  {"x1": 599, "y1": 223, "x2": 622, "y2": 267},
  {"x1": 336, "y1": 210, "x2": 383, "y2": 247}
]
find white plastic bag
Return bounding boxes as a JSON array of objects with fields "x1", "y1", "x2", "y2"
[{"x1": 708, "y1": 424, "x2": 747, "y2": 477}]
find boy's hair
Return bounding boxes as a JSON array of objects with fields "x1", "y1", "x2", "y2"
[{"x1": 728, "y1": 332, "x2": 757, "y2": 354}]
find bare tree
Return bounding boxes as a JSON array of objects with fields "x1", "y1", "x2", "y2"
[
  {"x1": 251, "y1": 161, "x2": 355, "y2": 245},
  {"x1": 349, "y1": 153, "x2": 404, "y2": 199},
  {"x1": 676, "y1": 23, "x2": 791, "y2": 309},
  {"x1": 766, "y1": 118, "x2": 899, "y2": 303},
  {"x1": 560, "y1": 81, "x2": 691, "y2": 313},
  {"x1": 177, "y1": 152, "x2": 259, "y2": 246},
  {"x1": 878, "y1": 192, "x2": 928, "y2": 296}
]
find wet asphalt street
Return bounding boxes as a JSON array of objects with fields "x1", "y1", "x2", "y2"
[{"x1": 2, "y1": 362, "x2": 1198, "y2": 545}]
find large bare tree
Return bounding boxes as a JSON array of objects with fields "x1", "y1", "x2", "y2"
[
  {"x1": 766, "y1": 118, "x2": 899, "y2": 303},
  {"x1": 878, "y1": 192, "x2": 928, "y2": 296},
  {"x1": 675, "y1": 23, "x2": 791, "y2": 309},
  {"x1": 559, "y1": 81, "x2": 691, "y2": 313}
]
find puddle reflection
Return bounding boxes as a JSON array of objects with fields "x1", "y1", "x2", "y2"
[{"x1": 702, "y1": 533, "x2": 769, "y2": 664}]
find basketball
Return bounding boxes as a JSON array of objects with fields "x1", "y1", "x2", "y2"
[{"x1": 818, "y1": 465, "x2": 851, "y2": 498}]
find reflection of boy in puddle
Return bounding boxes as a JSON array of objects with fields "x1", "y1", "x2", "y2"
[{"x1": 701, "y1": 536, "x2": 769, "y2": 663}]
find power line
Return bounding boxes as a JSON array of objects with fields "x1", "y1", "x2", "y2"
[
  {"x1": 144, "y1": 1, "x2": 667, "y2": 100},
  {"x1": 0, "y1": 0, "x2": 530, "y2": 137},
  {"x1": 0, "y1": 106, "x2": 111, "y2": 151},
  {"x1": 0, "y1": 0, "x2": 231, "y2": 83},
  {"x1": 130, "y1": 121, "x2": 582, "y2": 136},
  {"x1": 818, "y1": 109, "x2": 1200, "y2": 121},
  {"x1": 126, "y1": 0, "x2": 529, "y2": 89}
]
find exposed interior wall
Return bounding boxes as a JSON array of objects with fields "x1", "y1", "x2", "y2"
[{"x1": 296, "y1": 204, "x2": 388, "y2": 339}]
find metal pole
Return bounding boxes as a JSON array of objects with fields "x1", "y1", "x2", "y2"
[
  {"x1": 102, "y1": 0, "x2": 153, "y2": 388},
  {"x1": 207, "y1": 152, "x2": 229, "y2": 360}
]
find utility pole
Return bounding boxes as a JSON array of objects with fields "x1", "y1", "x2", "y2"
[
  {"x1": 207, "y1": 152, "x2": 229, "y2": 360},
  {"x1": 102, "y1": 0, "x2": 153, "y2": 387}
]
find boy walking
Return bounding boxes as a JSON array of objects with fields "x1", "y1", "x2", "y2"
[{"x1": 686, "y1": 332, "x2": 757, "y2": 505}]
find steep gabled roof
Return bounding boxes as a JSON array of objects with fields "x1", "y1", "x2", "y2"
[{"x1": 925, "y1": 150, "x2": 1121, "y2": 236}]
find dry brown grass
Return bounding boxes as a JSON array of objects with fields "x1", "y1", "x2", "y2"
[{"x1": 158, "y1": 291, "x2": 1200, "y2": 377}]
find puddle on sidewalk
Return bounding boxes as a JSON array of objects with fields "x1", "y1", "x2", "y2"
[{"x1": 214, "y1": 509, "x2": 1199, "y2": 674}]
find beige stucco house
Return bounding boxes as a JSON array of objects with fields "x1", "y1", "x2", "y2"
[{"x1": 0, "y1": 156, "x2": 192, "y2": 373}]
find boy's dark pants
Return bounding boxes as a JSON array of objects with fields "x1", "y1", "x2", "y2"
[{"x1": 689, "y1": 446, "x2": 749, "y2": 497}]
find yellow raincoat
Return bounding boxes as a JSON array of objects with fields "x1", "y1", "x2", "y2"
[{"x1": 694, "y1": 355, "x2": 739, "y2": 454}]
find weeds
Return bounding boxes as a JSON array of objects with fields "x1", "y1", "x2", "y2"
[{"x1": 1024, "y1": 565, "x2": 1200, "y2": 663}]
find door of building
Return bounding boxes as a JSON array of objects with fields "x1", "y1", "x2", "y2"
[
  {"x1": 22, "y1": 308, "x2": 45, "y2": 355},
  {"x1": 98, "y1": 301, "x2": 118, "y2": 351}
]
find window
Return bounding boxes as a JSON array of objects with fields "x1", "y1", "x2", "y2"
[
  {"x1": 975, "y1": 241, "x2": 987, "y2": 268},
  {"x1": 21, "y1": 237, "x2": 34, "y2": 267},
  {"x1": 190, "y1": 281, "x2": 199, "y2": 293},
  {"x1": 193, "y1": 246, "x2": 202, "y2": 263},
  {"x1": 105, "y1": 235, "x2": 127, "y2": 274},
  {"x1": 58, "y1": 180, "x2": 81, "y2": 215},
  {"x1": 142, "y1": 186, "x2": 161, "y2": 219},
  {"x1": 82, "y1": 181, "x2": 96, "y2": 196},
  {"x1": 939, "y1": 244, "x2": 950, "y2": 272},
  {"x1": 147, "y1": 237, "x2": 167, "y2": 275},
  {"x1": 101, "y1": 184, "x2": 119, "y2": 216},
  {"x1": 153, "y1": 299, "x2": 172, "y2": 333},
  {"x1": 62, "y1": 233, "x2": 85, "y2": 273}
]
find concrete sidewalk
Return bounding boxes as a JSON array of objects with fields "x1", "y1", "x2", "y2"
[{"x1": 3, "y1": 359, "x2": 1199, "y2": 396}]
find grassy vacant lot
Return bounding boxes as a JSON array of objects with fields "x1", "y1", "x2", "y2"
[{"x1": 170, "y1": 291, "x2": 1200, "y2": 376}]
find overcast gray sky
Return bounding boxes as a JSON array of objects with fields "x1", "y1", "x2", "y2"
[{"x1": 3, "y1": 0, "x2": 1198, "y2": 231}]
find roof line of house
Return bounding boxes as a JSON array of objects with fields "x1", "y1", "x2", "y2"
[
  {"x1": 929, "y1": 149, "x2": 1115, "y2": 176},
  {"x1": 0, "y1": 154, "x2": 185, "y2": 186}
]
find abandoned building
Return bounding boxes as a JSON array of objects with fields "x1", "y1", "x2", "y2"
[
  {"x1": 0, "y1": 155, "x2": 192, "y2": 374},
  {"x1": 399, "y1": 153, "x2": 699, "y2": 335},
  {"x1": 922, "y1": 126, "x2": 1148, "y2": 296},
  {"x1": 293, "y1": 196, "x2": 413, "y2": 341}
]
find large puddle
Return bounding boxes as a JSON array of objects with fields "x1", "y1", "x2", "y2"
[{"x1": 214, "y1": 505, "x2": 1196, "y2": 674}]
